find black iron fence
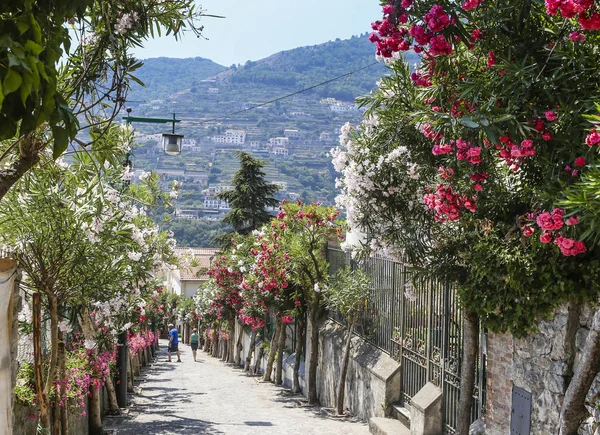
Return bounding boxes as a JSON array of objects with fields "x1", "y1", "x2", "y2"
[{"x1": 326, "y1": 247, "x2": 486, "y2": 434}]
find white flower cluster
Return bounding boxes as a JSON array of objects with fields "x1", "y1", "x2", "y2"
[{"x1": 115, "y1": 12, "x2": 139, "y2": 36}]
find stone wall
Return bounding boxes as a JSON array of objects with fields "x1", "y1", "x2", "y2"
[
  {"x1": 317, "y1": 320, "x2": 401, "y2": 420},
  {"x1": 485, "y1": 302, "x2": 600, "y2": 435},
  {"x1": 13, "y1": 400, "x2": 89, "y2": 435}
]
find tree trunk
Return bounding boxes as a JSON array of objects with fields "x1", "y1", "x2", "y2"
[
  {"x1": 227, "y1": 317, "x2": 235, "y2": 363},
  {"x1": 307, "y1": 303, "x2": 320, "y2": 405},
  {"x1": 58, "y1": 330, "x2": 68, "y2": 435},
  {"x1": 89, "y1": 385, "x2": 102, "y2": 435},
  {"x1": 0, "y1": 263, "x2": 16, "y2": 435},
  {"x1": 33, "y1": 293, "x2": 51, "y2": 432},
  {"x1": 457, "y1": 312, "x2": 478, "y2": 435},
  {"x1": 293, "y1": 316, "x2": 305, "y2": 394},
  {"x1": 264, "y1": 317, "x2": 282, "y2": 382},
  {"x1": 234, "y1": 324, "x2": 244, "y2": 367},
  {"x1": 0, "y1": 144, "x2": 40, "y2": 200},
  {"x1": 52, "y1": 399, "x2": 61, "y2": 435},
  {"x1": 254, "y1": 341, "x2": 264, "y2": 375},
  {"x1": 336, "y1": 322, "x2": 354, "y2": 415},
  {"x1": 275, "y1": 322, "x2": 288, "y2": 385},
  {"x1": 127, "y1": 354, "x2": 134, "y2": 392},
  {"x1": 104, "y1": 369, "x2": 120, "y2": 414},
  {"x1": 211, "y1": 329, "x2": 218, "y2": 357},
  {"x1": 559, "y1": 308, "x2": 600, "y2": 435},
  {"x1": 245, "y1": 329, "x2": 258, "y2": 372}
]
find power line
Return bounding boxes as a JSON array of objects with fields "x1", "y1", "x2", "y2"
[{"x1": 179, "y1": 61, "x2": 380, "y2": 126}]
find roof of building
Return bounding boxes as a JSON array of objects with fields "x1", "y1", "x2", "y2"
[{"x1": 174, "y1": 247, "x2": 218, "y2": 281}]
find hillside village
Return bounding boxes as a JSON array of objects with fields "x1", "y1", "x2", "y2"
[{"x1": 125, "y1": 36, "x2": 384, "y2": 223}]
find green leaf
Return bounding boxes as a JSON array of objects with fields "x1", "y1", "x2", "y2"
[
  {"x1": 458, "y1": 117, "x2": 479, "y2": 128},
  {"x1": 24, "y1": 40, "x2": 44, "y2": 56},
  {"x1": 3, "y1": 69, "x2": 22, "y2": 95},
  {"x1": 52, "y1": 125, "x2": 69, "y2": 159}
]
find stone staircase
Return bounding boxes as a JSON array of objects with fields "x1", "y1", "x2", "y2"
[
  {"x1": 368, "y1": 382, "x2": 443, "y2": 435},
  {"x1": 369, "y1": 403, "x2": 411, "y2": 435}
]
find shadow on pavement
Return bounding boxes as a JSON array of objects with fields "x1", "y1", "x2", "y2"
[{"x1": 104, "y1": 414, "x2": 223, "y2": 434}]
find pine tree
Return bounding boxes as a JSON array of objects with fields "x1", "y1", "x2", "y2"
[{"x1": 216, "y1": 152, "x2": 279, "y2": 246}]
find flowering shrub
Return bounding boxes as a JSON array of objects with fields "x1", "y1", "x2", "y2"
[{"x1": 332, "y1": 0, "x2": 600, "y2": 336}]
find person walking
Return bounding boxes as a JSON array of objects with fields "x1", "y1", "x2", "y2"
[
  {"x1": 190, "y1": 328, "x2": 199, "y2": 361},
  {"x1": 168, "y1": 323, "x2": 181, "y2": 362}
]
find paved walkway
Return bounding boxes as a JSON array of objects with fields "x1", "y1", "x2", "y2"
[{"x1": 104, "y1": 339, "x2": 370, "y2": 435}]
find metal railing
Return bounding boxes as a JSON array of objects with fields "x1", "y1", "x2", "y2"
[{"x1": 326, "y1": 247, "x2": 486, "y2": 434}]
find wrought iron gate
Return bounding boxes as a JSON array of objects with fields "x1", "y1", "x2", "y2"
[{"x1": 327, "y1": 247, "x2": 486, "y2": 434}]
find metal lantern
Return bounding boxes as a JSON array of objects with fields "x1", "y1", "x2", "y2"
[{"x1": 162, "y1": 133, "x2": 183, "y2": 156}]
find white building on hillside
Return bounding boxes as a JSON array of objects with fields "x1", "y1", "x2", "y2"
[
  {"x1": 269, "y1": 137, "x2": 289, "y2": 147},
  {"x1": 212, "y1": 130, "x2": 246, "y2": 145}
]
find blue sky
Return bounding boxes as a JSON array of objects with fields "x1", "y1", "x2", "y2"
[{"x1": 133, "y1": 0, "x2": 382, "y2": 66}]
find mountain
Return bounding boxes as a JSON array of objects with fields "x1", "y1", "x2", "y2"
[
  {"x1": 128, "y1": 57, "x2": 227, "y2": 102},
  {"x1": 126, "y1": 35, "x2": 417, "y2": 246}
]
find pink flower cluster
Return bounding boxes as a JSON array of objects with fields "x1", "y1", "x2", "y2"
[
  {"x1": 545, "y1": 0, "x2": 600, "y2": 29},
  {"x1": 370, "y1": 2, "x2": 459, "y2": 58},
  {"x1": 585, "y1": 129, "x2": 600, "y2": 146},
  {"x1": 423, "y1": 184, "x2": 477, "y2": 222},
  {"x1": 455, "y1": 139, "x2": 482, "y2": 165},
  {"x1": 496, "y1": 136, "x2": 536, "y2": 171},
  {"x1": 522, "y1": 208, "x2": 586, "y2": 256}
]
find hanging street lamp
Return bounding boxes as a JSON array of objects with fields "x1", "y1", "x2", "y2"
[{"x1": 123, "y1": 108, "x2": 183, "y2": 155}]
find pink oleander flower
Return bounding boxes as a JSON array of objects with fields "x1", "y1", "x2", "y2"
[
  {"x1": 542, "y1": 132, "x2": 552, "y2": 141},
  {"x1": 487, "y1": 51, "x2": 496, "y2": 68},
  {"x1": 566, "y1": 216, "x2": 580, "y2": 226},
  {"x1": 554, "y1": 236, "x2": 586, "y2": 256},
  {"x1": 569, "y1": 31, "x2": 586, "y2": 43},
  {"x1": 540, "y1": 232, "x2": 553, "y2": 244},
  {"x1": 471, "y1": 29, "x2": 483, "y2": 40},
  {"x1": 463, "y1": 0, "x2": 485, "y2": 10},
  {"x1": 544, "y1": 110, "x2": 558, "y2": 121},
  {"x1": 473, "y1": 183, "x2": 483, "y2": 192},
  {"x1": 424, "y1": 5, "x2": 451, "y2": 33},
  {"x1": 522, "y1": 226, "x2": 535, "y2": 237},
  {"x1": 536, "y1": 208, "x2": 564, "y2": 231},
  {"x1": 574, "y1": 156, "x2": 586, "y2": 167},
  {"x1": 586, "y1": 129, "x2": 600, "y2": 147}
]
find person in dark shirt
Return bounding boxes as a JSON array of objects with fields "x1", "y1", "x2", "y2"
[
  {"x1": 168, "y1": 323, "x2": 181, "y2": 362},
  {"x1": 190, "y1": 328, "x2": 199, "y2": 361}
]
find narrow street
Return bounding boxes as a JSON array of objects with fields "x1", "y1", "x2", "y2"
[{"x1": 104, "y1": 340, "x2": 370, "y2": 435}]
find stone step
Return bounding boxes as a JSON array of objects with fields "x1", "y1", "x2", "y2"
[
  {"x1": 391, "y1": 403, "x2": 411, "y2": 427},
  {"x1": 369, "y1": 417, "x2": 411, "y2": 435}
]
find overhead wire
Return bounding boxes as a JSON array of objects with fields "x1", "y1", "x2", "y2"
[{"x1": 153, "y1": 61, "x2": 381, "y2": 126}]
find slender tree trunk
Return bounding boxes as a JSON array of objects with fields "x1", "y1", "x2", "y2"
[
  {"x1": 245, "y1": 329, "x2": 258, "y2": 372},
  {"x1": 293, "y1": 316, "x2": 305, "y2": 394},
  {"x1": 457, "y1": 313, "x2": 478, "y2": 435},
  {"x1": 52, "y1": 399, "x2": 60, "y2": 435},
  {"x1": 32, "y1": 293, "x2": 51, "y2": 433},
  {"x1": 559, "y1": 308, "x2": 600, "y2": 435},
  {"x1": 307, "y1": 303, "x2": 320, "y2": 405},
  {"x1": 254, "y1": 341, "x2": 264, "y2": 375},
  {"x1": 104, "y1": 370, "x2": 120, "y2": 414},
  {"x1": 275, "y1": 322, "x2": 288, "y2": 385},
  {"x1": 58, "y1": 330, "x2": 68, "y2": 435},
  {"x1": 235, "y1": 324, "x2": 244, "y2": 366},
  {"x1": 336, "y1": 322, "x2": 355, "y2": 415},
  {"x1": 264, "y1": 317, "x2": 282, "y2": 382},
  {"x1": 89, "y1": 385, "x2": 102, "y2": 435},
  {"x1": 227, "y1": 317, "x2": 235, "y2": 363},
  {"x1": 211, "y1": 329, "x2": 219, "y2": 357},
  {"x1": 127, "y1": 354, "x2": 134, "y2": 392}
]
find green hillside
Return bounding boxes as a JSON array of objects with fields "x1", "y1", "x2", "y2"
[{"x1": 129, "y1": 57, "x2": 227, "y2": 101}]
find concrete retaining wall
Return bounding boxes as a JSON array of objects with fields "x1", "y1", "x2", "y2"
[{"x1": 317, "y1": 320, "x2": 401, "y2": 420}]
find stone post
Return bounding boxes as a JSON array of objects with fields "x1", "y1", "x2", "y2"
[{"x1": 0, "y1": 259, "x2": 17, "y2": 435}]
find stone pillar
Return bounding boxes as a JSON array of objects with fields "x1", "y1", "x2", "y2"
[
  {"x1": 410, "y1": 382, "x2": 442, "y2": 435},
  {"x1": 485, "y1": 331, "x2": 514, "y2": 435},
  {"x1": 0, "y1": 259, "x2": 17, "y2": 435}
]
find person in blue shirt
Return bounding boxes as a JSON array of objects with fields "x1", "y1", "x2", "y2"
[{"x1": 167, "y1": 323, "x2": 181, "y2": 362}]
